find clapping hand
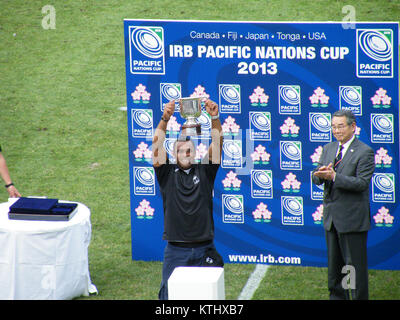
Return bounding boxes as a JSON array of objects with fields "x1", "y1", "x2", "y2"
[{"x1": 313, "y1": 163, "x2": 336, "y2": 181}]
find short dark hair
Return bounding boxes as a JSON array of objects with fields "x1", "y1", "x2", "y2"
[{"x1": 332, "y1": 109, "x2": 356, "y2": 126}]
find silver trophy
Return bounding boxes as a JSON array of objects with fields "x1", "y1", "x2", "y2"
[{"x1": 179, "y1": 97, "x2": 203, "y2": 136}]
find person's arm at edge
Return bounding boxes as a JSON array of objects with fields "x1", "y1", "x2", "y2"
[
  {"x1": 152, "y1": 100, "x2": 175, "y2": 168},
  {"x1": 0, "y1": 151, "x2": 21, "y2": 197},
  {"x1": 205, "y1": 99, "x2": 223, "y2": 164}
]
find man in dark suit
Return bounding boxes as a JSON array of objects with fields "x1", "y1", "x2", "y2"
[{"x1": 312, "y1": 110, "x2": 375, "y2": 300}]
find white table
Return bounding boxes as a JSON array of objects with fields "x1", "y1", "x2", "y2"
[{"x1": 0, "y1": 199, "x2": 97, "y2": 299}]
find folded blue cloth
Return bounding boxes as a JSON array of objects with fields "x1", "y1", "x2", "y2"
[
  {"x1": 51, "y1": 203, "x2": 78, "y2": 215},
  {"x1": 9, "y1": 197, "x2": 58, "y2": 213}
]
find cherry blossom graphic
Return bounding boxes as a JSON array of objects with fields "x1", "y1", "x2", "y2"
[
  {"x1": 135, "y1": 199, "x2": 155, "y2": 219},
  {"x1": 195, "y1": 143, "x2": 208, "y2": 162},
  {"x1": 252, "y1": 202, "x2": 272, "y2": 222},
  {"x1": 310, "y1": 146, "x2": 323, "y2": 166},
  {"x1": 131, "y1": 83, "x2": 151, "y2": 104},
  {"x1": 375, "y1": 147, "x2": 392, "y2": 168},
  {"x1": 251, "y1": 144, "x2": 271, "y2": 164},
  {"x1": 222, "y1": 116, "x2": 240, "y2": 135},
  {"x1": 281, "y1": 172, "x2": 301, "y2": 193},
  {"x1": 309, "y1": 87, "x2": 329, "y2": 107},
  {"x1": 133, "y1": 142, "x2": 152, "y2": 162},
  {"x1": 222, "y1": 170, "x2": 242, "y2": 190},
  {"x1": 280, "y1": 117, "x2": 300, "y2": 137},
  {"x1": 373, "y1": 206, "x2": 394, "y2": 227},
  {"x1": 190, "y1": 85, "x2": 210, "y2": 100},
  {"x1": 166, "y1": 115, "x2": 181, "y2": 133},
  {"x1": 249, "y1": 86, "x2": 269, "y2": 106},
  {"x1": 188, "y1": 85, "x2": 210, "y2": 113},
  {"x1": 252, "y1": 202, "x2": 272, "y2": 223},
  {"x1": 355, "y1": 126, "x2": 361, "y2": 137},
  {"x1": 371, "y1": 88, "x2": 392, "y2": 108},
  {"x1": 312, "y1": 204, "x2": 324, "y2": 224}
]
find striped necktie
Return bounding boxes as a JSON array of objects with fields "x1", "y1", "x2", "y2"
[{"x1": 334, "y1": 144, "x2": 343, "y2": 171}]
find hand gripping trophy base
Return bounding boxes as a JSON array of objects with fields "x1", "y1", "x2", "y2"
[{"x1": 181, "y1": 122, "x2": 201, "y2": 136}]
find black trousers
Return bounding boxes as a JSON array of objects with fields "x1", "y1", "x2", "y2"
[
  {"x1": 158, "y1": 241, "x2": 215, "y2": 300},
  {"x1": 325, "y1": 224, "x2": 369, "y2": 300}
]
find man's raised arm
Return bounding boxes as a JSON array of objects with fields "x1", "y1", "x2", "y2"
[
  {"x1": 205, "y1": 99, "x2": 223, "y2": 164},
  {"x1": 152, "y1": 100, "x2": 175, "y2": 167}
]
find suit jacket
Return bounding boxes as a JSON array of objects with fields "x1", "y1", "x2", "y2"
[{"x1": 312, "y1": 138, "x2": 375, "y2": 233}]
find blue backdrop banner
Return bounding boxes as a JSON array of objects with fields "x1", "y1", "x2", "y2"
[{"x1": 124, "y1": 20, "x2": 399, "y2": 270}]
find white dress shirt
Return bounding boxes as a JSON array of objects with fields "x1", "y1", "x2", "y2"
[{"x1": 336, "y1": 134, "x2": 355, "y2": 159}]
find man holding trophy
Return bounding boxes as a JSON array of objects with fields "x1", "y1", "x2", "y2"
[{"x1": 152, "y1": 98, "x2": 223, "y2": 300}]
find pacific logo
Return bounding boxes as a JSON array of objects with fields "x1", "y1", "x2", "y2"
[
  {"x1": 372, "y1": 173, "x2": 395, "y2": 203},
  {"x1": 356, "y1": 29, "x2": 393, "y2": 78},
  {"x1": 222, "y1": 140, "x2": 242, "y2": 169},
  {"x1": 132, "y1": 109, "x2": 153, "y2": 138},
  {"x1": 279, "y1": 85, "x2": 301, "y2": 115},
  {"x1": 281, "y1": 196, "x2": 304, "y2": 226},
  {"x1": 251, "y1": 170, "x2": 273, "y2": 199},
  {"x1": 219, "y1": 84, "x2": 241, "y2": 113},
  {"x1": 134, "y1": 167, "x2": 155, "y2": 196},
  {"x1": 249, "y1": 111, "x2": 271, "y2": 141},
  {"x1": 339, "y1": 86, "x2": 362, "y2": 116},
  {"x1": 129, "y1": 26, "x2": 165, "y2": 74},
  {"x1": 280, "y1": 141, "x2": 302, "y2": 170},
  {"x1": 370, "y1": 113, "x2": 394, "y2": 143},
  {"x1": 309, "y1": 113, "x2": 332, "y2": 142},
  {"x1": 160, "y1": 83, "x2": 181, "y2": 112},
  {"x1": 222, "y1": 194, "x2": 244, "y2": 224}
]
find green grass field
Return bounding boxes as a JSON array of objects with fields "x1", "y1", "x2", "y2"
[{"x1": 1, "y1": 0, "x2": 399, "y2": 300}]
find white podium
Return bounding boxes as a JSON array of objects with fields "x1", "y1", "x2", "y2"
[{"x1": 168, "y1": 267, "x2": 225, "y2": 300}]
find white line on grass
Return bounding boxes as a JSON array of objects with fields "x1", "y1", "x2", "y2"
[{"x1": 237, "y1": 264, "x2": 269, "y2": 300}]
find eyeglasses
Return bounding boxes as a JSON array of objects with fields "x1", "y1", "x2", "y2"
[{"x1": 331, "y1": 124, "x2": 349, "y2": 131}]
